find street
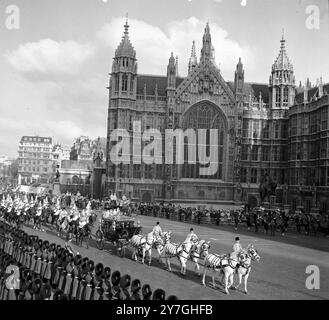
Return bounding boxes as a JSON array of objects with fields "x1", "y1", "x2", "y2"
[{"x1": 21, "y1": 213, "x2": 329, "y2": 300}]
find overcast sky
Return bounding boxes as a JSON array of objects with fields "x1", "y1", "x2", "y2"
[{"x1": 0, "y1": 0, "x2": 328, "y2": 158}]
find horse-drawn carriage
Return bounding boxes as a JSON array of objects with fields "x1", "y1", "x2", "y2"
[{"x1": 95, "y1": 214, "x2": 142, "y2": 255}]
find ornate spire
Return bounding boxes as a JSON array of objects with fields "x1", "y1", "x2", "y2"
[
  {"x1": 124, "y1": 13, "x2": 129, "y2": 36},
  {"x1": 188, "y1": 40, "x2": 198, "y2": 74},
  {"x1": 200, "y1": 22, "x2": 215, "y2": 63},
  {"x1": 115, "y1": 15, "x2": 136, "y2": 58},
  {"x1": 272, "y1": 31, "x2": 293, "y2": 71}
]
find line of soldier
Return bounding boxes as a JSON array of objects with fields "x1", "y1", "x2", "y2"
[
  {"x1": 132, "y1": 202, "x2": 329, "y2": 236},
  {"x1": 0, "y1": 221, "x2": 178, "y2": 300}
]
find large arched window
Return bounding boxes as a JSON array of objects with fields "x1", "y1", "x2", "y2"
[{"x1": 181, "y1": 102, "x2": 227, "y2": 180}]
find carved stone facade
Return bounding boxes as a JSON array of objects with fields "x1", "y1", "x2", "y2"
[{"x1": 105, "y1": 20, "x2": 328, "y2": 210}]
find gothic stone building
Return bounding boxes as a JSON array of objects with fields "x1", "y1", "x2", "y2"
[{"x1": 106, "y1": 19, "x2": 328, "y2": 212}]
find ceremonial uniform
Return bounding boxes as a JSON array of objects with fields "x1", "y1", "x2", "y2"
[{"x1": 152, "y1": 224, "x2": 162, "y2": 238}]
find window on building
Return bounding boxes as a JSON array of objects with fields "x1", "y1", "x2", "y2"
[
  {"x1": 144, "y1": 164, "x2": 153, "y2": 179},
  {"x1": 115, "y1": 76, "x2": 119, "y2": 93},
  {"x1": 274, "y1": 122, "x2": 280, "y2": 139},
  {"x1": 283, "y1": 87, "x2": 289, "y2": 103},
  {"x1": 253, "y1": 121, "x2": 259, "y2": 138},
  {"x1": 281, "y1": 122, "x2": 287, "y2": 138},
  {"x1": 320, "y1": 167, "x2": 326, "y2": 186},
  {"x1": 250, "y1": 168, "x2": 257, "y2": 183},
  {"x1": 320, "y1": 139, "x2": 327, "y2": 158},
  {"x1": 242, "y1": 119, "x2": 249, "y2": 138},
  {"x1": 291, "y1": 116, "x2": 297, "y2": 136},
  {"x1": 321, "y1": 108, "x2": 328, "y2": 130},
  {"x1": 290, "y1": 143, "x2": 297, "y2": 160},
  {"x1": 309, "y1": 142, "x2": 317, "y2": 159},
  {"x1": 290, "y1": 168, "x2": 295, "y2": 185},
  {"x1": 122, "y1": 74, "x2": 128, "y2": 92},
  {"x1": 275, "y1": 87, "x2": 281, "y2": 106},
  {"x1": 240, "y1": 167, "x2": 247, "y2": 183},
  {"x1": 241, "y1": 145, "x2": 249, "y2": 161},
  {"x1": 262, "y1": 122, "x2": 269, "y2": 139},
  {"x1": 262, "y1": 146, "x2": 270, "y2": 161},
  {"x1": 156, "y1": 164, "x2": 162, "y2": 179},
  {"x1": 251, "y1": 145, "x2": 258, "y2": 161},
  {"x1": 310, "y1": 113, "x2": 317, "y2": 134}
]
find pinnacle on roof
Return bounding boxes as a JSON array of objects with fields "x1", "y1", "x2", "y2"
[
  {"x1": 236, "y1": 57, "x2": 244, "y2": 73},
  {"x1": 188, "y1": 40, "x2": 198, "y2": 73},
  {"x1": 201, "y1": 22, "x2": 215, "y2": 64},
  {"x1": 115, "y1": 15, "x2": 136, "y2": 58},
  {"x1": 169, "y1": 52, "x2": 175, "y2": 64},
  {"x1": 272, "y1": 32, "x2": 293, "y2": 72},
  {"x1": 190, "y1": 40, "x2": 197, "y2": 62}
]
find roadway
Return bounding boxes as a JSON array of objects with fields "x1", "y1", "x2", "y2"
[{"x1": 21, "y1": 213, "x2": 329, "y2": 300}]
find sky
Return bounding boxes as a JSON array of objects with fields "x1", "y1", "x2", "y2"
[{"x1": 0, "y1": 0, "x2": 328, "y2": 158}]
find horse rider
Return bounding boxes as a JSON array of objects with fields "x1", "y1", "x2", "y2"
[
  {"x1": 232, "y1": 237, "x2": 242, "y2": 257},
  {"x1": 177, "y1": 228, "x2": 198, "y2": 254},
  {"x1": 152, "y1": 221, "x2": 163, "y2": 238}
]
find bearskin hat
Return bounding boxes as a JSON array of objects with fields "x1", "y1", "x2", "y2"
[
  {"x1": 131, "y1": 279, "x2": 141, "y2": 294},
  {"x1": 152, "y1": 288, "x2": 166, "y2": 300},
  {"x1": 111, "y1": 270, "x2": 121, "y2": 286},
  {"x1": 31, "y1": 278, "x2": 43, "y2": 295},
  {"x1": 65, "y1": 253, "x2": 73, "y2": 264},
  {"x1": 119, "y1": 274, "x2": 131, "y2": 290},
  {"x1": 87, "y1": 259, "x2": 94, "y2": 272},
  {"x1": 53, "y1": 289, "x2": 64, "y2": 300},
  {"x1": 95, "y1": 263, "x2": 104, "y2": 277},
  {"x1": 81, "y1": 261, "x2": 89, "y2": 274},
  {"x1": 40, "y1": 283, "x2": 52, "y2": 300},
  {"x1": 33, "y1": 243, "x2": 39, "y2": 252},
  {"x1": 167, "y1": 295, "x2": 179, "y2": 300},
  {"x1": 74, "y1": 254, "x2": 82, "y2": 266},
  {"x1": 38, "y1": 239, "x2": 43, "y2": 247},
  {"x1": 43, "y1": 241, "x2": 49, "y2": 249},
  {"x1": 103, "y1": 266, "x2": 111, "y2": 279},
  {"x1": 142, "y1": 284, "x2": 152, "y2": 300},
  {"x1": 50, "y1": 243, "x2": 56, "y2": 252}
]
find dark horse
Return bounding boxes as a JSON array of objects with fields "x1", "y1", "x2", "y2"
[{"x1": 75, "y1": 216, "x2": 94, "y2": 249}]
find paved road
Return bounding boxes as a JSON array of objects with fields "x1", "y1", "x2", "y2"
[{"x1": 21, "y1": 214, "x2": 329, "y2": 300}]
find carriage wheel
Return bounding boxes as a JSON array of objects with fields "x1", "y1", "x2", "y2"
[{"x1": 96, "y1": 230, "x2": 104, "y2": 250}]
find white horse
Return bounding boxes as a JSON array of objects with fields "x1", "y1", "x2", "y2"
[
  {"x1": 153, "y1": 231, "x2": 172, "y2": 263},
  {"x1": 231, "y1": 244, "x2": 260, "y2": 294},
  {"x1": 162, "y1": 234, "x2": 199, "y2": 275},
  {"x1": 189, "y1": 240, "x2": 211, "y2": 277},
  {"x1": 202, "y1": 250, "x2": 247, "y2": 295},
  {"x1": 130, "y1": 231, "x2": 155, "y2": 265}
]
